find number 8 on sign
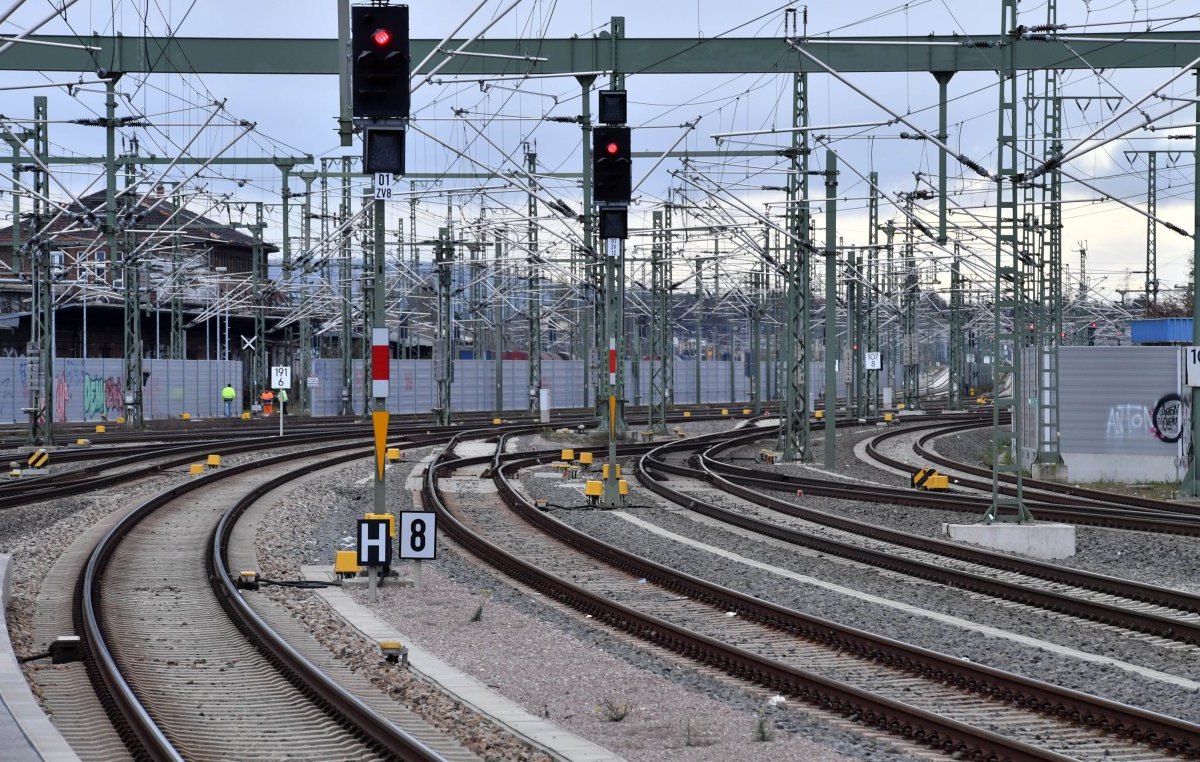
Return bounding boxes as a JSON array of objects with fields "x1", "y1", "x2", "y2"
[{"x1": 399, "y1": 511, "x2": 437, "y2": 559}]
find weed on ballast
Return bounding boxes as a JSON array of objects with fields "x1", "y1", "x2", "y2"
[
  {"x1": 598, "y1": 697, "x2": 630, "y2": 722},
  {"x1": 753, "y1": 712, "x2": 775, "y2": 742},
  {"x1": 469, "y1": 604, "x2": 483, "y2": 622}
]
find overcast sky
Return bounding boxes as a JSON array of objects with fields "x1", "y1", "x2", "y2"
[{"x1": 4, "y1": 1, "x2": 1198, "y2": 302}]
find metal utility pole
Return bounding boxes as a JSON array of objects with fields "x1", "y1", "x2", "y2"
[
  {"x1": 864, "y1": 174, "x2": 880, "y2": 416},
  {"x1": 525, "y1": 145, "x2": 542, "y2": 413},
  {"x1": 949, "y1": 245, "x2": 964, "y2": 408},
  {"x1": 778, "y1": 68, "x2": 812, "y2": 462},
  {"x1": 694, "y1": 258, "x2": 703, "y2": 405},
  {"x1": 361, "y1": 189, "x2": 376, "y2": 416},
  {"x1": 493, "y1": 232, "x2": 504, "y2": 412},
  {"x1": 168, "y1": 185, "x2": 185, "y2": 361},
  {"x1": 1123, "y1": 149, "x2": 1179, "y2": 312},
  {"x1": 933, "y1": 71, "x2": 962, "y2": 411},
  {"x1": 27, "y1": 95, "x2": 53, "y2": 445},
  {"x1": 251, "y1": 203, "x2": 267, "y2": 400},
  {"x1": 1033, "y1": 10, "x2": 1066, "y2": 477},
  {"x1": 985, "y1": 0, "x2": 1033, "y2": 523},
  {"x1": 434, "y1": 227, "x2": 453, "y2": 426},
  {"x1": 339, "y1": 156, "x2": 353, "y2": 416},
  {"x1": 846, "y1": 247, "x2": 861, "y2": 417},
  {"x1": 649, "y1": 209, "x2": 670, "y2": 433},
  {"x1": 823, "y1": 151, "x2": 838, "y2": 470},
  {"x1": 578, "y1": 74, "x2": 596, "y2": 415},
  {"x1": 120, "y1": 132, "x2": 144, "y2": 430},
  {"x1": 298, "y1": 175, "x2": 314, "y2": 415},
  {"x1": 749, "y1": 255, "x2": 764, "y2": 414},
  {"x1": 901, "y1": 191, "x2": 921, "y2": 411}
]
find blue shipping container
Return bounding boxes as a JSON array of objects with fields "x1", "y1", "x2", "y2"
[{"x1": 1130, "y1": 318, "x2": 1193, "y2": 345}]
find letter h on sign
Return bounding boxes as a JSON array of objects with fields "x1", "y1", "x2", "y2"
[{"x1": 357, "y1": 518, "x2": 392, "y2": 566}]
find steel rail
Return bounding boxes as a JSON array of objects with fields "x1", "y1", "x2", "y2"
[
  {"x1": 638, "y1": 433, "x2": 1200, "y2": 644},
  {"x1": 70, "y1": 411, "x2": 652, "y2": 759},
  {"x1": 423, "y1": 430, "x2": 1200, "y2": 760}
]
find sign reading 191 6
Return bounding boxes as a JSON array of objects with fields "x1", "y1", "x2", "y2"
[{"x1": 1185, "y1": 347, "x2": 1200, "y2": 388}]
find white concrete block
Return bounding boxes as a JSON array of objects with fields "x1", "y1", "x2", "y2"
[{"x1": 942, "y1": 522, "x2": 1076, "y2": 560}]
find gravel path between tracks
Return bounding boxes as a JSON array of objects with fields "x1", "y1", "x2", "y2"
[{"x1": 257, "y1": 431, "x2": 907, "y2": 762}]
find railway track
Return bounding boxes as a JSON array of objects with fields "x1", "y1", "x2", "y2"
[
  {"x1": 638, "y1": 428, "x2": 1200, "y2": 645},
  {"x1": 77, "y1": 439, "x2": 454, "y2": 760},
  {"x1": 700, "y1": 423, "x2": 1200, "y2": 535},
  {"x1": 423, "y1": 428, "x2": 1200, "y2": 760}
]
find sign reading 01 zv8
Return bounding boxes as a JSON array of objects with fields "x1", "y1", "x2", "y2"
[{"x1": 399, "y1": 511, "x2": 437, "y2": 560}]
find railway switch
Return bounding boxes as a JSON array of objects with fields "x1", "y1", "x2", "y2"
[
  {"x1": 207, "y1": 454, "x2": 222, "y2": 468},
  {"x1": 379, "y1": 640, "x2": 408, "y2": 665},
  {"x1": 911, "y1": 468, "x2": 949, "y2": 491},
  {"x1": 334, "y1": 550, "x2": 361, "y2": 578},
  {"x1": 236, "y1": 571, "x2": 260, "y2": 591},
  {"x1": 49, "y1": 635, "x2": 82, "y2": 664}
]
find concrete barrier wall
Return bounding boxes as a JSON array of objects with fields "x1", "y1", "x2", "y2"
[
  {"x1": 3, "y1": 356, "x2": 842, "y2": 423},
  {"x1": 1020, "y1": 346, "x2": 1186, "y2": 483}
]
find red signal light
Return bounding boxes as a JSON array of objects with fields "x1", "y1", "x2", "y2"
[
  {"x1": 606, "y1": 142, "x2": 619, "y2": 155},
  {"x1": 372, "y1": 28, "x2": 392, "y2": 47},
  {"x1": 1089, "y1": 322, "x2": 1097, "y2": 329}
]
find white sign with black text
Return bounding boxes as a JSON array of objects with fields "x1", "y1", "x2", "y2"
[
  {"x1": 864, "y1": 351, "x2": 881, "y2": 371},
  {"x1": 271, "y1": 365, "x2": 292, "y2": 390},
  {"x1": 357, "y1": 518, "x2": 392, "y2": 566},
  {"x1": 373, "y1": 173, "x2": 394, "y2": 200},
  {"x1": 399, "y1": 511, "x2": 437, "y2": 560}
]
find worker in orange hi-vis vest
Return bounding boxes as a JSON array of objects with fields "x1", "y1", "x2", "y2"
[{"x1": 260, "y1": 389, "x2": 274, "y2": 417}]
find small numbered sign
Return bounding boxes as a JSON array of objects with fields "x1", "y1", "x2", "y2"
[
  {"x1": 1185, "y1": 347, "x2": 1200, "y2": 387},
  {"x1": 271, "y1": 366, "x2": 292, "y2": 390},
  {"x1": 373, "y1": 173, "x2": 394, "y2": 200},
  {"x1": 864, "y1": 351, "x2": 881, "y2": 371},
  {"x1": 399, "y1": 511, "x2": 437, "y2": 559},
  {"x1": 357, "y1": 518, "x2": 392, "y2": 566}
]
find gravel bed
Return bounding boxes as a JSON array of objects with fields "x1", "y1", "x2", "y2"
[
  {"x1": 2, "y1": 442, "x2": 340, "y2": 695},
  {"x1": 258, "y1": 443, "x2": 910, "y2": 762},
  {"x1": 513, "y1": 469, "x2": 1200, "y2": 726}
]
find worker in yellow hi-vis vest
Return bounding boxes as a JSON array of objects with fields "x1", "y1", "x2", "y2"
[
  {"x1": 221, "y1": 384, "x2": 236, "y2": 417},
  {"x1": 278, "y1": 388, "x2": 289, "y2": 416}
]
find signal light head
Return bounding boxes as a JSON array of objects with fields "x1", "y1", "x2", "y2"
[
  {"x1": 372, "y1": 28, "x2": 392, "y2": 47},
  {"x1": 606, "y1": 142, "x2": 619, "y2": 155}
]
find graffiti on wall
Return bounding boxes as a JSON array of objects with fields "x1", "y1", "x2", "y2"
[
  {"x1": 1106, "y1": 404, "x2": 1153, "y2": 440},
  {"x1": 53, "y1": 375, "x2": 70, "y2": 422},
  {"x1": 83, "y1": 374, "x2": 124, "y2": 418}
]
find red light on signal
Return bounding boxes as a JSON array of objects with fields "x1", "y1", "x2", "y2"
[
  {"x1": 1089, "y1": 322, "x2": 1097, "y2": 329},
  {"x1": 372, "y1": 28, "x2": 392, "y2": 47},
  {"x1": 606, "y1": 142, "x2": 619, "y2": 155}
]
